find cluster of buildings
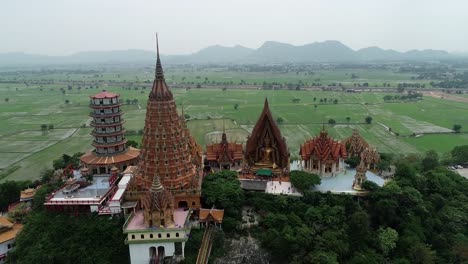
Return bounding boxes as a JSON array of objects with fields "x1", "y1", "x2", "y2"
[{"x1": 39, "y1": 39, "x2": 382, "y2": 263}]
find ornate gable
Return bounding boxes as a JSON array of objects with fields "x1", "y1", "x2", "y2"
[
  {"x1": 300, "y1": 129, "x2": 347, "y2": 162},
  {"x1": 245, "y1": 98, "x2": 289, "y2": 168}
]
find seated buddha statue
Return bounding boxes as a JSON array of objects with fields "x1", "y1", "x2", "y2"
[{"x1": 255, "y1": 137, "x2": 277, "y2": 168}]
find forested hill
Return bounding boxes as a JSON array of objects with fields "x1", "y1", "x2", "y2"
[{"x1": 0, "y1": 40, "x2": 463, "y2": 66}]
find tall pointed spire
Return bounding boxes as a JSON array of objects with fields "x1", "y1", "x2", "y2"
[
  {"x1": 150, "y1": 33, "x2": 172, "y2": 100},
  {"x1": 264, "y1": 97, "x2": 269, "y2": 109},
  {"x1": 155, "y1": 33, "x2": 164, "y2": 80}
]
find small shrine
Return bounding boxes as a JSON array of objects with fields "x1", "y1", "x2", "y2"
[
  {"x1": 205, "y1": 127, "x2": 243, "y2": 171},
  {"x1": 299, "y1": 128, "x2": 347, "y2": 175},
  {"x1": 352, "y1": 161, "x2": 368, "y2": 191}
]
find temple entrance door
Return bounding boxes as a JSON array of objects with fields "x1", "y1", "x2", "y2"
[
  {"x1": 99, "y1": 167, "x2": 106, "y2": 174},
  {"x1": 149, "y1": 247, "x2": 157, "y2": 263},
  {"x1": 157, "y1": 246, "x2": 165, "y2": 262},
  {"x1": 178, "y1": 201, "x2": 188, "y2": 209},
  {"x1": 222, "y1": 164, "x2": 230, "y2": 170}
]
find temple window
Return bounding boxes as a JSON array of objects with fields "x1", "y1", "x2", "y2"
[
  {"x1": 131, "y1": 235, "x2": 135, "y2": 239},
  {"x1": 150, "y1": 234, "x2": 154, "y2": 238},
  {"x1": 176, "y1": 233, "x2": 180, "y2": 237},
  {"x1": 165, "y1": 174, "x2": 169, "y2": 178},
  {"x1": 165, "y1": 160, "x2": 168, "y2": 165},
  {"x1": 141, "y1": 234, "x2": 144, "y2": 239},
  {"x1": 158, "y1": 234, "x2": 162, "y2": 238},
  {"x1": 167, "y1": 233, "x2": 170, "y2": 238}
]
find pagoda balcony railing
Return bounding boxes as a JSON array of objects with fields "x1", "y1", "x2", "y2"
[
  {"x1": 89, "y1": 102, "x2": 123, "y2": 109},
  {"x1": 92, "y1": 138, "x2": 128, "y2": 148},
  {"x1": 91, "y1": 129, "x2": 126, "y2": 137},
  {"x1": 90, "y1": 110, "x2": 122, "y2": 118},
  {"x1": 94, "y1": 148, "x2": 129, "y2": 156},
  {"x1": 90, "y1": 120, "x2": 125, "y2": 127}
]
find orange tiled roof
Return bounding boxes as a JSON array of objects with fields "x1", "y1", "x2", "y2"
[
  {"x1": 206, "y1": 132, "x2": 243, "y2": 162},
  {"x1": 20, "y1": 188, "x2": 36, "y2": 200},
  {"x1": 199, "y1": 208, "x2": 225, "y2": 223},
  {"x1": 300, "y1": 129, "x2": 347, "y2": 162},
  {"x1": 0, "y1": 217, "x2": 23, "y2": 244},
  {"x1": 80, "y1": 147, "x2": 140, "y2": 165}
]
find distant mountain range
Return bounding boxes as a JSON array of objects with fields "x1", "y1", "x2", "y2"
[{"x1": 0, "y1": 40, "x2": 465, "y2": 66}]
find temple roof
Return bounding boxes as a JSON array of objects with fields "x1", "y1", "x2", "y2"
[
  {"x1": 90, "y1": 90, "x2": 119, "y2": 99},
  {"x1": 245, "y1": 98, "x2": 289, "y2": 168},
  {"x1": 300, "y1": 129, "x2": 347, "y2": 162},
  {"x1": 80, "y1": 147, "x2": 140, "y2": 165},
  {"x1": 361, "y1": 147, "x2": 380, "y2": 164},
  {"x1": 142, "y1": 175, "x2": 173, "y2": 212},
  {"x1": 0, "y1": 217, "x2": 23, "y2": 244},
  {"x1": 149, "y1": 35, "x2": 173, "y2": 101},
  {"x1": 199, "y1": 208, "x2": 224, "y2": 223},
  {"x1": 206, "y1": 132, "x2": 243, "y2": 163},
  {"x1": 343, "y1": 129, "x2": 369, "y2": 157}
]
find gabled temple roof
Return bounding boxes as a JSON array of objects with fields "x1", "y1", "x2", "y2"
[
  {"x1": 245, "y1": 98, "x2": 289, "y2": 168},
  {"x1": 149, "y1": 35, "x2": 173, "y2": 101},
  {"x1": 300, "y1": 129, "x2": 347, "y2": 162},
  {"x1": 206, "y1": 132, "x2": 243, "y2": 163},
  {"x1": 199, "y1": 208, "x2": 224, "y2": 223}
]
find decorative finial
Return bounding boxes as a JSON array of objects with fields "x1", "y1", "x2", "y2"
[{"x1": 155, "y1": 33, "x2": 164, "y2": 79}]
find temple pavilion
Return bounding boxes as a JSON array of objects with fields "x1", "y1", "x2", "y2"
[
  {"x1": 343, "y1": 129, "x2": 369, "y2": 158},
  {"x1": 244, "y1": 98, "x2": 290, "y2": 176},
  {"x1": 205, "y1": 127, "x2": 243, "y2": 171},
  {"x1": 299, "y1": 129, "x2": 347, "y2": 175}
]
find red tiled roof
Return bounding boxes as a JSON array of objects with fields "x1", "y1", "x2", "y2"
[
  {"x1": 90, "y1": 91, "x2": 119, "y2": 99},
  {"x1": 199, "y1": 208, "x2": 224, "y2": 223},
  {"x1": 300, "y1": 129, "x2": 347, "y2": 162},
  {"x1": 206, "y1": 132, "x2": 243, "y2": 162},
  {"x1": 80, "y1": 147, "x2": 140, "y2": 165}
]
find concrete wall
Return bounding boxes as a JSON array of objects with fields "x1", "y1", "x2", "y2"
[{"x1": 129, "y1": 242, "x2": 176, "y2": 264}]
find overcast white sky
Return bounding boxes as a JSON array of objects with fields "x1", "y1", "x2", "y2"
[{"x1": 1, "y1": 0, "x2": 467, "y2": 55}]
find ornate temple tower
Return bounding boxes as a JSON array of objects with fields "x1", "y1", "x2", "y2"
[
  {"x1": 361, "y1": 147, "x2": 380, "y2": 170},
  {"x1": 80, "y1": 90, "x2": 139, "y2": 174},
  {"x1": 142, "y1": 175, "x2": 174, "y2": 227},
  {"x1": 244, "y1": 98, "x2": 289, "y2": 175},
  {"x1": 136, "y1": 37, "x2": 201, "y2": 209},
  {"x1": 343, "y1": 129, "x2": 369, "y2": 158},
  {"x1": 353, "y1": 161, "x2": 367, "y2": 190}
]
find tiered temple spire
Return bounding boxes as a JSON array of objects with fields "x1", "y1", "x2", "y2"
[{"x1": 135, "y1": 37, "x2": 202, "y2": 209}]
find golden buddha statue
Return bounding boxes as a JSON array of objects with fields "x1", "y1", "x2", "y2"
[{"x1": 255, "y1": 137, "x2": 277, "y2": 168}]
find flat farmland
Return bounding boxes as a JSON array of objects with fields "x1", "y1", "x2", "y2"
[{"x1": 0, "y1": 81, "x2": 467, "y2": 182}]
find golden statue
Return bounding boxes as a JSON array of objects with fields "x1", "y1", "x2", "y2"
[{"x1": 255, "y1": 137, "x2": 276, "y2": 167}]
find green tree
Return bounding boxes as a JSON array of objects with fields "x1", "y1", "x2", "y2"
[
  {"x1": 290, "y1": 170, "x2": 321, "y2": 193},
  {"x1": 453, "y1": 124, "x2": 462, "y2": 133},
  {"x1": 276, "y1": 117, "x2": 284, "y2": 124},
  {"x1": 328, "y1": 118, "x2": 336, "y2": 125},
  {"x1": 421, "y1": 150, "x2": 439, "y2": 171},
  {"x1": 346, "y1": 116, "x2": 351, "y2": 124},
  {"x1": 40, "y1": 124, "x2": 47, "y2": 131},
  {"x1": 202, "y1": 170, "x2": 244, "y2": 212},
  {"x1": 451, "y1": 145, "x2": 468, "y2": 164},
  {"x1": 378, "y1": 227, "x2": 399, "y2": 256},
  {"x1": 127, "y1": 139, "x2": 139, "y2": 148},
  {"x1": 365, "y1": 116, "x2": 373, "y2": 124},
  {"x1": 234, "y1": 103, "x2": 239, "y2": 110}
]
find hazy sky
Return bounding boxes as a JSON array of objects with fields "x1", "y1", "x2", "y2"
[{"x1": 2, "y1": 0, "x2": 468, "y2": 55}]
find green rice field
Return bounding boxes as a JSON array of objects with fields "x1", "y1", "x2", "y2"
[{"x1": 0, "y1": 76, "x2": 467, "y2": 182}]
